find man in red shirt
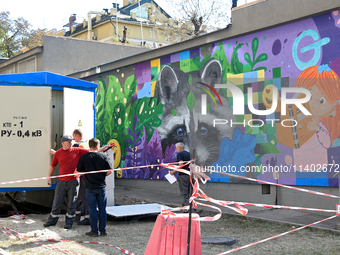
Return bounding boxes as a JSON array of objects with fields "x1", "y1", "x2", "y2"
[
  {"x1": 43, "y1": 135, "x2": 88, "y2": 229},
  {"x1": 43, "y1": 135, "x2": 109, "y2": 229}
]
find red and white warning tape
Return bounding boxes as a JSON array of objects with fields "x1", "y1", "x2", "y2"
[
  {"x1": 160, "y1": 163, "x2": 249, "y2": 220},
  {"x1": 160, "y1": 163, "x2": 340, "y2": 217},
  {"x1": 3, "y1": 160, "x2": 337, "y2": 201},
  {"x1": 0, "y1": 161, "x2": 190, "y2": 186},
  {"x1": 0, "y1": 225, "x2": 135, "y2": 255},
  {"x1": 217, "y1": 214, "x2": 339, "y2": 254},
  {"x1": 230, "y1": 201, "x2": 338, "y2": 213}
]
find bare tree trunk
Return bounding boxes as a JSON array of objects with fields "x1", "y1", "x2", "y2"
[
  {"x1": 120, "y1": 26, "x2": 127, "y2": 43},
  {"x1": 191, "y1": 13, "x2": 203, "y2": 36}
]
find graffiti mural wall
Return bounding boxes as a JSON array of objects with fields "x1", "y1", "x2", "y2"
[{"x1": 91, "y1": 10, "x2": 340, "y2": 187}]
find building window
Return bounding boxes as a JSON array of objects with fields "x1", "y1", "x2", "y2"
[
  {"x1": 150, "y1": 28, "x2": 158, "y2": 39},
  {"x1": 18, "y1": 56, "x2": 36, "y2": 73}
]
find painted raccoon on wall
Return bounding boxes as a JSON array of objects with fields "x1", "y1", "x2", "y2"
[
  {"x1": 154, "y1": 63, "x2": 191, "y2": 154},
  {"x1": 155, "y1": 58, "x2": 236, "y2": 167},
  {"x1": 189, "y1": 59, "x2": 236, "y2": 167}
]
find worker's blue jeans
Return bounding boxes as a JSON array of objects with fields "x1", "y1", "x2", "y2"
[{"x1": 86, "y1": 188, "x2": 107, "y2": 233}]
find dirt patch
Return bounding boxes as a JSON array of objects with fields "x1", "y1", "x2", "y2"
[
  {"x1": 114, "y1": 195, "x2": 152, "y2": 206},
  {"x1": 0, "y1": 195, "x2": 340, "y2": 254},
  {"x1": 0, "y1": 192, "x2": 26, "y2": 205}
]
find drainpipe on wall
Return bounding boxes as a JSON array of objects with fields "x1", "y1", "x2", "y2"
[
  {"x1": 88, "y1": 11, "x2": 107, "y2": 40},
  {"x1": 138, "y1": 0, "x2": 144, "y2": 46},
  {"x1": 116, "y1": 0, "x2": 119, "y2": 43}
]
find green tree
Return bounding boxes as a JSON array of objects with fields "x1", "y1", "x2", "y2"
[{"x1": 0, "y1": 11, "x2": 46, "y2": 58}]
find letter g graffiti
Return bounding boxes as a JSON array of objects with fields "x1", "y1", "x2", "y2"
[{"x1": 292, "y1": 29, "x2": 330, "y2": 70}]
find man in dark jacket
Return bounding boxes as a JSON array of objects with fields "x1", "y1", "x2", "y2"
[
  {"x1": 170, "y1": 142, "x2": 191, "y2": 210},
  {"x1": 72, "y1": 129, "x2": 90, "y2": 225},
  {"x1": 77, "y1": 138, "x2": 113, "y2": 237}
]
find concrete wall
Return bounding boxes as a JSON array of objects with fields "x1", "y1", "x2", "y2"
[
  {"x1": 116, "y1": 178, "x2": 339, "y2": 211},
  {"x1": 36, "y1": 50, "x2": 44, "y2": 72},
  {"x1": 0, "y1": 36, "x2": 150, "y2": 76},
  {"x1": 43, "y1": 35, "x2": 151, "y2": 75},
  {"x1": 277, "y1": 186, "x2": 339, "y2": 211},
  {"x1": 69, "y1": 0, "x2": 340, "y2": 210},
  {"x1": 116, "y1": 178, "x2": 277, "y2": 204}
]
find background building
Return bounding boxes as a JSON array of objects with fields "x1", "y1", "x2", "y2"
[{"x1": 60, "y1": 0, "x2": 172, "y2": 48}]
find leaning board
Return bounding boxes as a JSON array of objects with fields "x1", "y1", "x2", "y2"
[{"x1": 107, "y1": 204, "x2": 173, "y2": 217}]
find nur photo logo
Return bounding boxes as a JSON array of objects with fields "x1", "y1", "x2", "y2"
[{"x1": 201, "y1": 83, "x2": 312, "y2": 116}]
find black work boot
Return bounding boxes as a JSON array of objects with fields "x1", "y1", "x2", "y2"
[
  {"x1": 77, "y1": 218, "x2": 90, "y2": 225},
  {"x1": 85, "y1": 231, "x2": 98, "y2": 237},
  {"x1": 43, "y1": 221, "x2": 56, "y2": 227},
  {"x1": 64, "y1": 223, "x2": 72, "y2": 229}
]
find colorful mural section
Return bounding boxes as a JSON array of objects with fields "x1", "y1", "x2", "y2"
[{"x1": 92, "y1": 10, "x2": 340, "y2": 187}]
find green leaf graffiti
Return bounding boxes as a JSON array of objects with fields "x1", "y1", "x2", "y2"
[
  {"x1": 124, "y1": 75, "x2": 137, "y2": 102},
  {"x1": 95, "y1": 74, "x2": 139, "y2": 158},
  {"x1": 231, "y1": 43, "x2": 244, "y2": 74},
  {"x1": 130, "y1": 97, "x2": 163, "y2": 140},
  {"x1": 95, "y1": 79, "x2": 109, "y2": 142},
  {"x1": 187, "y1": 90, "x2": 196, "y2": 111},
  {"x1": 188, "y1": 75, "x2": 192, "y2": 85},
  {"x1": 212, "y1": 42, "x2": 232, "y2": 79},
  {"x1": 252, "y1": 37, "x2": 259, "y2": 60},
  {"x1": 244, "y1": 37, "x2": 268, "y2": 71}
]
